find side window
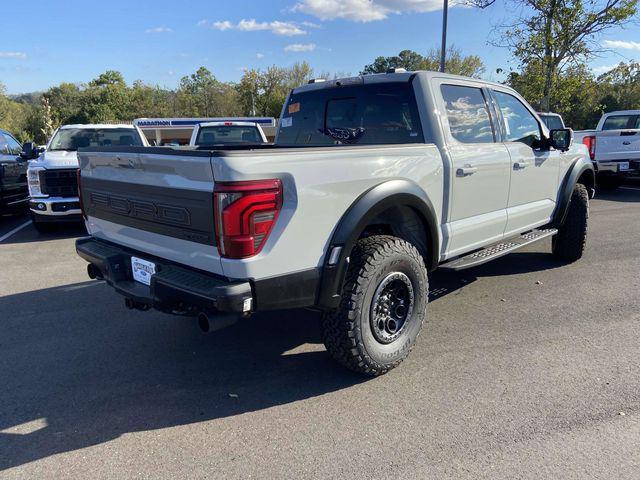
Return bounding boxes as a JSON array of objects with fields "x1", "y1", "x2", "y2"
[
  {"x1": 5, "y1": 133, "x2": 22, "y2": 155},
  {"x1": 493, "y1": 91, "x2": 541, "y2": 147},
  {"x1": 440, "y1": 84, "x2": 494, "y2": 144},
  {"x1": 0, "y1": 133, "x2": 10, "y2": 155}
]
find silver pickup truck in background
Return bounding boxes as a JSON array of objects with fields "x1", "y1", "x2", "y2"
[
  {"x1": 574, "y1": 110, "x2": 640, "y2": 189},
  {"x1": 76, "y1": 71, "x2": 594, "y2": 376}
]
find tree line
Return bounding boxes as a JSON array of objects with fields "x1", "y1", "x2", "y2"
[{"x1": 0, "y1": 0, "x2": 637, "y2": 143}]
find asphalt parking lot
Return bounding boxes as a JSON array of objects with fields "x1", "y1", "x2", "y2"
[{"x1": 1, "y1": 185, "x2": 639, "y2": 479}]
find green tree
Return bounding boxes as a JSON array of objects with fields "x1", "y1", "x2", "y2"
[
  {"x1": 361, "y1": 47, "x2": 485, "y2": 78},
  {"x1": 470, "y1": 0, "x2": 638, "y2": 111},
  {"x1": 177, "y1": 67, "x2": 238, "y2": 117},
  {"x1": 236, "y1": 63, "x2": 311, "y2": 118},
  {"x1": 596, "y1": 61, "x2": 640, "y2": 112}
]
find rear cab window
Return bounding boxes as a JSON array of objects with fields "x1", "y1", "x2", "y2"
[
  {"x1": 540, "y1": 115, "x2": 564, "y2": 130},
  {"x1": 196, "y1": 125, "x2": 262, "y2": 145},
  {"x1": 602, "y1": 115, "x2": 636, "y2": 130},
  {"x1": 276, "y1": 82, "x2": 424, "y2": 146}
]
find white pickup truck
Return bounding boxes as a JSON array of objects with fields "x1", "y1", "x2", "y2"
[
  {"x1": 76, "y1": 71, "x2": 594, "y2": 376},
  {"x1": 574, "y1": 110, "x2": 640, "y2": 189},
  {"x1": 189, "y1": 121, "x2": 268, "y2": 146},
  {"x1": 26, "y1": 124, "x2": 147, "y2": 232}
]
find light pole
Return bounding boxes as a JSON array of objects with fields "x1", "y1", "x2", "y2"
[{"x1": 440, "y1": 0, "x2": 448, "y2": 73}]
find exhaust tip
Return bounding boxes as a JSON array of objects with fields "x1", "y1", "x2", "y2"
[
  {"x1": 87, "y1": 263, "x2": 103, "y2": 280},
  {"x1": 197, "y1": 312, "x2": 210, "y2": 333}
]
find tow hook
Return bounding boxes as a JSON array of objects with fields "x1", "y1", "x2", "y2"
[{"x1": 124, "y1": 298, "x2": 150, "y2": 311}]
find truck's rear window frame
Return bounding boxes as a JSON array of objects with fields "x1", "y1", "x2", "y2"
[{"x1": 276, "y1": 82, "x2": 424, "y2": 147}]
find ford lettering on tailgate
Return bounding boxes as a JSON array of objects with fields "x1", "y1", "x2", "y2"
[{"x1": 90, "y1": 192, "x2": 192, "y2": 226}]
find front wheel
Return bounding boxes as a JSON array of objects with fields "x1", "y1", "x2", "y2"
[
  {"x1": 321, "y1": 235, "x2": 429, "y2": 376},
  {"x1": 552, "y1": 183, "x2": 589, "y2": 263}
]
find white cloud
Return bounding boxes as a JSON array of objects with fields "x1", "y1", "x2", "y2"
[
  {"x1": 285, "y1": 43, "x2": 317, "y2": 52},
  {"x1": 591, "y1": 64, "x2": 618, "y2": 75},
  {"x1": 145, "y1": 27, "x2": 173, "y2": 34},
  {"x1": 0, "y1": 51, "x2": 27, "y2": 59},
  {"x1": 212, "y1": 20, "x2": 233, "y2": 31},
  {"x1": 603, "y1": 40, "x2": 640, "y2": 51},
  {"x1": 292, "y1": 0, "x2": 450, "y2": 22},
  {"x1": 256, "y1": 53, "x2": 265, "y2": 58},
  {"x1": 199, "y1": 19, "x2": 307, "y2": 36}
]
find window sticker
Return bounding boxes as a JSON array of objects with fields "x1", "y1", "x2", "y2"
[
  {"x1": 288, "y1": 102, "x2": 301, "y2": 114},
  {"x1": 281, "y1": 117, "x2": 293, "y2": 128}
]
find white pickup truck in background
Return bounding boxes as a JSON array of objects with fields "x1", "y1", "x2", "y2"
[
  {"x1": 574, "y1": 110, "x2": 640, "y2": 189},
  {"x1": 538, "y1": 112, "x2": 566, "y2": 131},
  {"x1": 189, "y1": 121, "x2": 268, "y2": 146},
  {"x1": 26, "y1": 124, "x2": 147, "y2": 232}
]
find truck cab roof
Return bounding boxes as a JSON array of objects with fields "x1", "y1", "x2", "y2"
[
  {"x1": 58, "y1": 123, "x2": 136, "y2": 130},
  {"x1": 293, "y1": 70, "x2": 507, "y2": 95}
]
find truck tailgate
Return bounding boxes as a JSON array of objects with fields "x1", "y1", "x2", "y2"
[
  {"x1": 596, "y1": 130, "x2": 640, "y2": 162},
  {"x1": 78, "y1": 147, "x2": 223, "y2": 275}
]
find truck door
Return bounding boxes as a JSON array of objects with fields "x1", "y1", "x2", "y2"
[
  {"x1": 491, "y1": 90, "x2": 559, "y2": 237},
  {"x1": 0, "y1": 132, "x2": 28, "y2": 207},
  {"x1": 438, "y1": 83, "x2": 511, "y2": 257}
]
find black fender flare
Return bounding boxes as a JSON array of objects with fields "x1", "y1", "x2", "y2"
[
  {"x1": 551, "y1": 157, "x2": 595, "y2": 227},
  {"x1": 316, "y1": 179, "x2": 439, "y2": 310}
]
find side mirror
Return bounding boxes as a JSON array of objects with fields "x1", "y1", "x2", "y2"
[
  {"x1": 21, "y1": 142, "x2": 38, "y2": 160},
  {"x1": 549, "y1": 129, "x2": 572, "y2": 152}
]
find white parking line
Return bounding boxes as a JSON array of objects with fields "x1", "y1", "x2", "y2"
[
  {"x1": 0, "y1": 220, "x2": 31, "y2": 243},
  {"x1": 620, "y1": 186, "x2": 640, "y2": 192}
]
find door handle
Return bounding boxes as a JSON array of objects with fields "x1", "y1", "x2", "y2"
[
  {"x1": 514, "y1": 161, "x2": 530, "y2": 170},
  {"x1": 456, "y1": 165, "x2": 478, "y2": 177}
]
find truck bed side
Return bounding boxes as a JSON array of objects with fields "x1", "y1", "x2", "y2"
[{"x1": 79, "y1": 144, "x2": 445, "y2": 281}]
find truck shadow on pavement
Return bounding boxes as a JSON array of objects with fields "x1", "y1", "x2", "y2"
[
  {"x1": 594, "y1": 186, "x2": 640, "y2": 203},
  {"x1": 0, "y1": 251, "x2": 561, "y2": 471}
]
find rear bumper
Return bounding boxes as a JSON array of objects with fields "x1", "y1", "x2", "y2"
[
  {"x1": 76, "y1": 237, "x2": 254, "y2": 315},
  {"x1": 595, "y1": 160, "x2": 640, "y2": 174}
]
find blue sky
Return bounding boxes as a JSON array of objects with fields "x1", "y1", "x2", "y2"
[{"x1": 1, "y1": 0, "x2": 638, "y2": 93}]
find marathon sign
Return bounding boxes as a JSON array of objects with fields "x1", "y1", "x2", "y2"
[{"x1": 134, "y1": 117, "x2": 276, "y2": 129}]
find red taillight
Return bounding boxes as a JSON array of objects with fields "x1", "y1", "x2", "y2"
[
  {"x1": 77, "y1": 169, "x2": 87, "y2": 219},
  {"x1": 582, "y1": 135, "x2": 596, "y2": 161},
  {"x1": 213, "y1": 179, "x2": 283, "y2": 259}
]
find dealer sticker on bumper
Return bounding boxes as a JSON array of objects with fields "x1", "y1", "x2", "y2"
[{"x1": 131, "y1": 256, "x2": 156, "y2": 286}]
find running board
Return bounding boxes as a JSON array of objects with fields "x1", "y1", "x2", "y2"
[{"x1": 440, "y1": 228, "x2": 558, "y2": 271}]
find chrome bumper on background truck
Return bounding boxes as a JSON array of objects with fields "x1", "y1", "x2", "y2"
[{"x1": 30, "y1": 196, "x2": 82, "y2": 221}]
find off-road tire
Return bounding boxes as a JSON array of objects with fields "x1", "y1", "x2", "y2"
[
  {"x1": 552, "y1": 183, "x2": 588, "y2": 262},
  {"x1": 321, "y1": 235, "x2": 428, "y2": 376}
]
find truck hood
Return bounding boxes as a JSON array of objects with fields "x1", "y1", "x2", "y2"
[{"x1": 35, "y1": 150, "x2": 79, "y2": 169}]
